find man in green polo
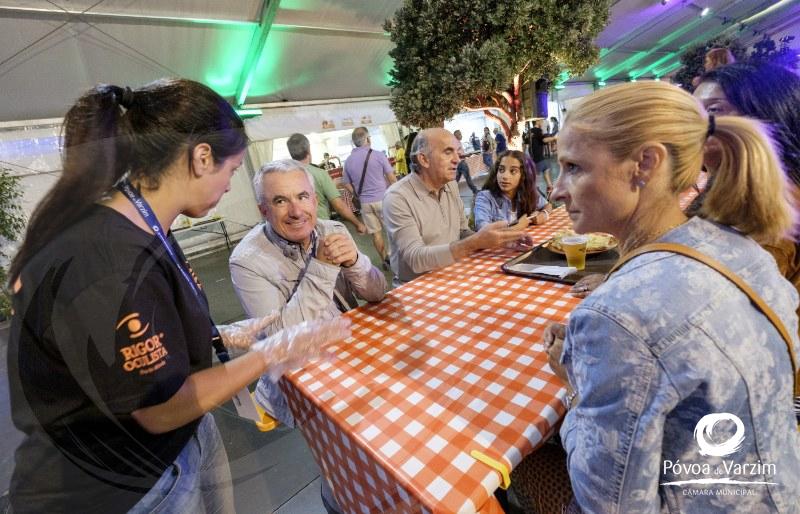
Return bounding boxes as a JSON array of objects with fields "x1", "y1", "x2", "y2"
[{"x1": 287, "y1": 133, "x2": 366, "y2": 234}]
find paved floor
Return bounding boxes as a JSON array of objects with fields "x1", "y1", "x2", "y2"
[{"x1": 0, "y1": 158, "x2": 560, "y2": 513}]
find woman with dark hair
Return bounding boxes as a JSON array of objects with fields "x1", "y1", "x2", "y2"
[
  {"x1": 473, "y1": 149, "x2": 551, "y2": 230},
  {"x1": 7, "y1": 79, "x2": 348, "y2": 513}
]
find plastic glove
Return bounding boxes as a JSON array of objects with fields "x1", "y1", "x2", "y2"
[
  {"x1": 217, "y1": 312, "x2": 279, "y2": 350},
  {"x1": 251, "y1": 317, "x2": 352, "y2": 381}
]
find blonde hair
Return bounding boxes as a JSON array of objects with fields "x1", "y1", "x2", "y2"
[{"x1": 565, "y1": 81, "x2": 795, "y2": 244}]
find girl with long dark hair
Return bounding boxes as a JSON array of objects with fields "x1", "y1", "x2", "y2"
[{"x1": 474, "y1": 149, "x2": 551, "y2": 230}]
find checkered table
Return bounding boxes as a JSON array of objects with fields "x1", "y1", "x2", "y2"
[{"x1": 282, "y1": 209, "x2": 579, "y2": 514}]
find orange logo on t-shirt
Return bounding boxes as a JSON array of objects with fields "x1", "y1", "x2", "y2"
[
  {"x1": 116, "y1": 313, "x2": 150, "y2": 339},
  {"x1": 116, "y1": 313, "x2": 168, "y2": 375}
]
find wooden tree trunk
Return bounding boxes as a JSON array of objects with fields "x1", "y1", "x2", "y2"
[{"x1": 465, "y1": 75, "x2": 525, "y2": 150}]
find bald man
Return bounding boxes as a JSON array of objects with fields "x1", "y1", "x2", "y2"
[{"x1": 382, "y1": 128, "x2": 528, "y2": 284}]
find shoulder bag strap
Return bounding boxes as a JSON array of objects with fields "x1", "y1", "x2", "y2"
[
  {"x1": 608, "y1": 242, "x2": 799, "y2": 398},
  {"x1": 357, "y1": 149, "x2": 372, "y2": 198}
]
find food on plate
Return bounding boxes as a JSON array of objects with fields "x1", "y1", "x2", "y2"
[{"x1": 544, "y1": 230, "x2": 618, "y2": 254}]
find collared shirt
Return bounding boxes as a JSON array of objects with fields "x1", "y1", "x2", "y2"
[
  {"x1": 473, "y1": 189, "x2": 547, "y2": 230},
  {"x1": 229, "y1": 219, "x2": 386, "y2": 426},
  {"x1": 305, "y1": 163, "x2": 341, "y2": 220},
  {"x1": 383, "y1": 172, "x2": 473, "y2": 284},
  {"x1": 342, "y1": 146, "x2": 395, "y2": 204},
  {"x1": 560, "y1": 217, "x2": 800, "y2": 513}
]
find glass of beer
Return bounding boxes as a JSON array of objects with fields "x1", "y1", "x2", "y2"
[{"x1": 561, "y1": 235, "x2": 589, "y2": 270}]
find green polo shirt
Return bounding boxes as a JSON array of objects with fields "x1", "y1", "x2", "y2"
[{"x1": 306, "y1": 163, "x2": 342, "y2": 220}]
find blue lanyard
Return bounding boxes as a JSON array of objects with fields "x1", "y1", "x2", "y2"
[{"x1": 116, "y1": 179, "x2": 229, "y2": 362}]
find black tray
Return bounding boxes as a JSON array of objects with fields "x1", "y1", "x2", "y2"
[{"x1": 501, "y1": 243, "x2": 620, "y2": 284}]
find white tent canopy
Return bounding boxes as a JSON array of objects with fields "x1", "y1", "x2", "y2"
[{"x1": 1, "y1": 1, "x2": 798, "y2": 123}]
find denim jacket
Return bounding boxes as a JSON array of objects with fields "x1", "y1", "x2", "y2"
[
  {"x1": 473, "y1": 190, "x2": 546, "y2": 230},
  {"x1": 560, "y1": 217, "x2": 800, "y2": 513}
]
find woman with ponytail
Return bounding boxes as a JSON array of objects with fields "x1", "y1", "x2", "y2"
[
  {"x1": 7, "y1": 79, "x2": 348, "y2": 513},
  {"x1": 509, "y1": 81, "x2": 800, "y2": 513}
]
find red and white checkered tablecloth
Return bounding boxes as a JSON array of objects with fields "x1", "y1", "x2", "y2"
[{"x1": 282, "y1": 209, "x2": 579, "y2": 514}]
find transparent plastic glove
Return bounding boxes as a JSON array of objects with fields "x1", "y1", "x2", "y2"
[
  {"x1": 217, "y1": 312, "x2": 279, "y2": 350},
  {"x1": 251, "y1": 317, "x2": 352, "y2": 381}
]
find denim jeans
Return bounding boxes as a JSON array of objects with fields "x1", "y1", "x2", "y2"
[
  {"x1": 481, "y1": 151, "x2": 494, "y2": 171},
  {"x1": 455, "y1": 160, "x2": 478, "y2": 194},
  {"x1": 127, "y1": 414, "x2": 234, "y2": 514}
]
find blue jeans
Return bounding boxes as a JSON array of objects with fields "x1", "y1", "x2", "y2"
[
  {"x1": 127, "y1": 414, "x2": 234, "y2": 514},
  {"x1": 482, "y1": 152, "x2": 494, "y2": 171},
  {"x1": 455, "y1": 160, "x2": 478, "y2": 194}
]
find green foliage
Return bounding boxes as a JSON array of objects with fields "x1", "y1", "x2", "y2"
[
  {"x1": 674, "y1": 34, "x2": 798, "y2": 91},
  {"x1": 750, "y1": 35, "x2": 799, "y2": 69},
  {"x1": 384, "y1": 0, "x2": 612, "y2": 127},
  {"x1": 0, "y1": 167, "x2": 26, "y2": 319}
]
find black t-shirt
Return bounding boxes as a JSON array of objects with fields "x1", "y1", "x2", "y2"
[
  {"x1": 528, "y1": 126, "x2": 545, "y2": 162},
  {"x1": 8, "y1": 205, "x2": 214, "y2": 513}
]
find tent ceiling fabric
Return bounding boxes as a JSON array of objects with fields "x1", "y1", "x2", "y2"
[
  {"x1": 0, "y1": 0, "x2": 401, "y2": 122},
  {"x1": 576, "y1": 0, "x2": 800, "y2": 84},
  {"x1": 0, "y1": 0, "x2": 798, "y2": 122}
]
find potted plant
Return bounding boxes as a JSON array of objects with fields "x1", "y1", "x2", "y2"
[{"x1": 0, "y1": 167, "x2": 25, "y2": 320}]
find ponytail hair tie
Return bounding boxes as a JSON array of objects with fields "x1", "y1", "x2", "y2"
[
  {"x1": 114, "y1": 86, "x2": 135, "y2": 109},
  {"x1": 706, "y1": 114, "x2": 715, "y2": 139}
]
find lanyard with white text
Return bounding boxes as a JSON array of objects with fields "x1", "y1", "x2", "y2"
[{"x1": 116, "y1": 179, "x2": 229, "y2": 362}]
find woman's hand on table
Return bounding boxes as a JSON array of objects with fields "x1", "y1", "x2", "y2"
[
  {"x1": 543, "y1": 323, "x2": 570, "y2": 386},
  {"x1": 570, "y1": 273, "x2": 605, "y2": 298}
]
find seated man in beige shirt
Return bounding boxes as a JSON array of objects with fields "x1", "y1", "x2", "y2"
[{"x1": 383, "y1": 128, "x2": 528, "y2": 284}]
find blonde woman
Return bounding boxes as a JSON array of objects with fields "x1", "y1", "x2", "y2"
[{"x1": 510, "y1": 82, "x2": 800, "y2": 513}]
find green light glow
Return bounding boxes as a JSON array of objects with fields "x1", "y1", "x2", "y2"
[
  {"x1": 594, "y1": 16, "x2": 705, "y2": 81},
  {"x1": 630, "y1": 52, "x2": 676, "y2": 80},
  {"x1": 203, "y1": 26, "x2": 254, "y2": 97},
  {"x1": 235, "y1": 109, "x2": 263, "y2": 116},
  {"x1": 653, "y1": 60, "x2": 683, "y2": 77},
  {"x1": 597, "y1": 80, "x2": 607, "y2": 86},
  {"x1": 243, "y1": 33, "x2": 289, "y2": 98},
  {"x1": 592, "y1": 0, "x2": 798, "y2": 85},
  {"x1": 234, "y1": 0, "x2": 280, "y2": 106}
]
